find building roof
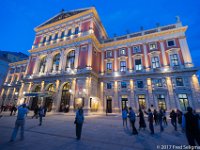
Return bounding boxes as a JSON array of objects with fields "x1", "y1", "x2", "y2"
[
  {"x1": 0, "y1": 50, "x2": 28, "y2": 63},
  {"x1": 37, "y1": 7, "x2": 91, "y2": 28}
]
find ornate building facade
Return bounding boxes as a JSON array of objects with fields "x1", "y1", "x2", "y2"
[{"x1": 1, "y1": 7, "x2": 200, "y2": 113}]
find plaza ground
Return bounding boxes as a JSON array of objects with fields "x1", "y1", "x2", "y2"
[{"x1": 0, "y1": 112, "x2": 188, "y2": 150}]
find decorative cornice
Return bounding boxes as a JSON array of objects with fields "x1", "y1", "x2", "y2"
[{"x1": 9, "y1": 60, "x2": 28, "y2": 67}]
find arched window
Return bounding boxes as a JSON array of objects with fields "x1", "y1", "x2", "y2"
[
  {"x1": 39, "y1": 56, "x2": 46, "y2": 73},
  {"x1": 52, "y1": 53, "x2": 60, "y2": 71},
  {"x1": 66, "y1": 50, "x2": 75, "y2": 69},
  {"x1": 47, "y1": 84, "x2": 55, "y2": 92}
]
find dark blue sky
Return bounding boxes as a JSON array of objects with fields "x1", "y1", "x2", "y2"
[{"x1": 1, "y1": 0, "x2": 200, "y2": 66}]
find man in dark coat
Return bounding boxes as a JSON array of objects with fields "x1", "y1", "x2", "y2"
[
  {"x1": 128, "y1": 107, "x2": 138, "y2": 135},
  {"x1": 183, "y1": 107, "x2": 200, "y2": 146},
  {"x1": 170, "y1": 110, "x2": 177, "y2": 131}
]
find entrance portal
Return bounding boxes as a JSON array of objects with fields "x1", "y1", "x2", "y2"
[
  {"x1": 121, "y1": 95, "x2": 128, "y2": 110},
  {"x1": 31, "y1": 85, "x2": 41, "y2": 110},
  {"x1": 106, "y1": 96, "x2": 112, "y2": 113},
  {"x1": 60, "y1": 83, "x2": 71, "y2": 112}
]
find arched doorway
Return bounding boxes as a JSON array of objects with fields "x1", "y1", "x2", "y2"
[
  {"x1": 31, "y1": 85, "x2": 41, "y2": 110},
  {"x1": 60, "y1": 82, "x2": 71, "y2": 112},
  {"x1": 45, "y1": 84, "x2": 55, "y2": 112}
]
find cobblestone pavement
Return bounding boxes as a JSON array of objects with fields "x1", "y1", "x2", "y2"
[{"x1": 0, "y1": 112, "x2": 188, "y2": 150}]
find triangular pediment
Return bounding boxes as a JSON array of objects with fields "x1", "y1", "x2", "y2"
[{"x1": 37, "y1": 8, "x2": 91, "y2": 28}]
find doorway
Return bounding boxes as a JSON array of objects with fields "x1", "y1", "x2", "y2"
[
  {"x1": 121, "y1": 95, "x2": 128, "y2": 110},
  {"x1": 60, "y1": 83, "x2": 71, "y2": 112},
  {"x1": 106, "y1": 96, "x2": 112, "y2": 113}
]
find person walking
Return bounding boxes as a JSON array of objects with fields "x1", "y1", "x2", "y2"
[
  {"x1": 128, "y1": 107, "x2": 138, "y2": 135},
  {"x1": 138, "y1": 108, "x2": 146, "y2": 130},
  {"x1": 32, "y1": 105, "x2": 39, "y2": 119},
  {"x1": 158, "y1": 109, "x2": 164, "y2": 132},
  {"x1": 10, "y1": 104, "x2": 15, "y2": 116},
  {"x1": 122, "y1": 108, "x2": 128, "y2": 127},
  {"x1": 153, "y1": 109, "x2": 158, "y2": 125},
  {"x1": 177, "y1": 109, "x2": 182, "y2": 126},
  {"x1": 74, "y1": 107, "x2": 84, "y2": 140},
  {"x1": 38, "y1": 105, "x2": 44, "y2": 126},
  {"x1": 163, "y1": 110, "x2": 168, "y2": 126},
  {"x1": 170, "y1": 110, "x2": 177, "y2": 131},
  {"x1": 10, "y1": 104, "x2": 29, "y2": 142},
  {"x1": 182, "y1": 107, "x2": 200, "y2": 146},
  {"x1": 145, "y1": 108, "x2": 154, "y2": 135}
]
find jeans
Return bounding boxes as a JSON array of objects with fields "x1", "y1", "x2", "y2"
[
  {"x1": 171, "y1": 120, "x2": 177, "y2": 131},
  {"x1": 123, "y1": 118, "x2": 127, "y2": 127},
  {"x1": 76, "y1": 123, "x2": 83, "y2": 139},
  {"x1": 39, "y1": 116, "x2": 43, "y2": 125},
  {"x1": 11, "y1": 119, "x2": 25, "y2": 141}
]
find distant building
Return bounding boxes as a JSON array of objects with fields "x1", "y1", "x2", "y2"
[
  {"x1": 0, "y1": 7, "x2": 200, "y2": 113},
  {"x1": 0, "y1": 51, "x2": 28, "y2": 88}
]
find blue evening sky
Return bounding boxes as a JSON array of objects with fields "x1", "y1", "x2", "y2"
[{"x1": 0, "y1": 0, "x2": 200, "y2": 66}]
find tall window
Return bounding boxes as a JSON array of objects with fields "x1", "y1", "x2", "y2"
[
  {"x1": 75, "y1": 27, "x2": 79, "y2": 34},
  {"x1": 178, "y1": 94, "x2": 189, "y2": 111},
  {"x1": 152, "y1": 56, "x2": 160, "y2": 68},
  {"x1": 176, "y1": 78, "x2": 184, "y2": 86},
  {"x1": 137, "y1": 81, "x2": 144, "y2": 88},
  {"x1": 120, "y1": 48, "x2": 126, "y2": 55},
  {"x1": 157, "y1": 94, "x2": 166, "y2": 110},
  {"x1": 106, "y1": 63, "x2": 112, "y2": 71},
  {"x1": 52, "y1": 53, "x2": 60, "y2": 71},
  {"x1": 120, "y1": 61, "x2": 126, "y2": 72},
  {"x1": 133, "y1": 46, "x2": 141, "y2": 53},
  {"x1": 54, "y1": 33, "x2": 58, "y2": 40},
  {"x1": 42, "y1": 36, "x2": 46, "y2": 44},
  {"x1": 107, "y1": 83, "x2": 112, "y2": 89},
  {"x1": 16, "y1": 67, "x2": 20, "y2": 73},
  {"x1": 67, "y1": 29, "x2": 72, "y2": 37},
  {"x1": 39, "y1": 57, "x2": 46, "y2": 73},
  {"x1": 135, "y1": 59, "x2": 142, "y2": 71},
  {"x1": 106, "y1": 51, "x2": 112, "y2": 58},
  {"x1": 121, "y1": 82, "x2": 127, "y2": 88},
  {"x1": 66, "y1": 50, "x2": 75, "y2": 69},
  {"x1": 149, "y1": 43, "x2": 157, "y2": 50},
  {"x1": 170, "y1": 54, "x2": 179, "y2": 66},
  {"x1": 10, "y1": 68, "x2": 15, "y2": 74},
  {"x1": 60, "y1": 31, "x2": 65, "y2": 39},
  {"x1": 48, "y1": 35, "x2": 52, "y2": 42},
  {"x1": 138, "y1": 95, "x2": 146, "y2": 109}
]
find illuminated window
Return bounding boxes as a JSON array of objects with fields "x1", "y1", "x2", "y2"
[
  {"x1": 157, "y1": 94, "x2": 166, "y2": 110},
  {"x1": 120, "y1": 48, "x2": 126, "y2": 55},
  {"x1": 120, "y1": 61, "x2": 126, "y2": 72},
  {"x1": 66, "y1": 50, "x2": 75, "y2": 69},
  {"x1": 178, "y1": 94, "x2": 188, "y2": 111},
  {"x1": 152, "y1": 56, "x2": 160, "y2": 68},
  {"x1": 138, "y1": 95, "x2": 146, "y2": 109},
  {"x1": 75, "y1": 27, "x2": 79, "y2": 34},
  {"x1": 153, "y1": 79, "x2": 162, "y2": 87},
  {"x1": 170, "y1": 54, "x2": 179, "y2": 66},
  {"x1": 135, "y1": 59, "x2": 142, "y2": 71},
  {"x1": 106, "y1": 63, "x2": 112, "y2": 71},
  {"x1": 149, "y1": 42, "x2": 157, "y2": 50}
]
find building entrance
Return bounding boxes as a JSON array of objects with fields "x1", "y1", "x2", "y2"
[
  {"x1": 60, "y1": 83, "x2": 71, "y2": 112},
  {"x1": 106, "y1": 96, "x2": 112, "y2": 113},
  {"x1": 121, "y1": 95, "x2": 128, "y2": 110}
]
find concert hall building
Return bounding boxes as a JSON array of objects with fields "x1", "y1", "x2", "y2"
[{"x1": 1, "y1": 7, "x2": 200, "y2": 113}]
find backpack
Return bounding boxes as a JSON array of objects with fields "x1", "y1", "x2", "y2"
[{"x1": 76, "y1": 110, "x2": 84, "y2": 124}]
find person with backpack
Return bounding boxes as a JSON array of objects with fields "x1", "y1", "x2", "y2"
[
  {"x1": 128, "y1": 107, "x2": 138, "y2": 135},
  {"x1": 38, "y1": 105, "x2": 44, "y2": 126},
  {"x1": 74, "y1": 107, "x2": 84, "y2": 140},
  {"x1": 122, "y1": 108, "x2": 128, "y2": 127}
]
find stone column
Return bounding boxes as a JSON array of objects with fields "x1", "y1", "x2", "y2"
[
  {"x1": 58, "y1": 49, "x2": 65, "y2": 71},
  {"x1": 190, "y1": 75, "x2": 200, "y2": 111},
  {"x1": 129, "y1": 79, "x2": 135, "y2": 109},
  {"x1": 143, "y1": 44, "x2": 149, "y2": 70},
  {"x1": 33, "y1": 56, "x2": 40, "y2": 75},
  {"x1": 46, "y1": 53, "x2": 53, "y2": 73},
  {"x1": 113, "y1": 81, "x2": 119, "y2": 112},
  {"x1": 166, "y1": 77, "x2": 175, "y2": 110},
  {"x1": 160, "y1": 41, "x2": 168, "y2": 67},
  {"x1": 54, "y1": 80, "x2": 61, "y2": 112},
  {"x1": 74, "y1": 46, "x2": 80, "y2": 69},
  {"x1": 101, "y1": 51, "x2": 104, "y2": 73},
  {"x1": 147, "y1": 78, "x2": 154, "y2": 108},
  {"x1": 70, "y1": 78, "x2": 76, "y2": 111},
  {"x1": 179, "y1": 37, "x2": 193, "y2": 67},
  {"x1": 87, "y1": 43, "x2": 93, "y2": 67},
  {"x1": 99, "y1": 82, "x2": 104, "y2": 113},
  {"x1": 128, "y1": 47, "x2": 133, "y2": 71},
  {"x1": 114, "y1": 49, "x2": 118, "y2": 72}
]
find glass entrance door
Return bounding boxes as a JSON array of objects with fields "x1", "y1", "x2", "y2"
[
  {"x1": 178, "y1": 94, "x2": 189, "y2": 111},
  {"x1": 106, "y1": 96, "x2": 112, "y2": 113}
]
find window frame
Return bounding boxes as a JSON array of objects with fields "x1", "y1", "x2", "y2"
[
  {"x1": 106, "y1": 62, "x2": 112, "y2": 71},
  {"x1": 149, "y1": 42, "x2": 157, "y2": 50},
  {"x1": 137, "y1": 81, "x2": 144, "y2": 88},
  {"x1": 119, "y1": 48, "x2": 126, "y2": 56},
  {"x1": 170, "y1": 53, "x2": 179, "y2": 66},
  {"x1": 107, "y1": 83, "x2": 112, "y2": 89},
  {"x1": 120, "y1": 61, "x2": 126, "y2": 72},
  {"x1": 135, "y1": 59, "x2": 142, "y2": 71},
  {"x1": 176, "y1": 77, "x2": 184, "y2": 86},
  {"x1": 133, "y1": 46, "x2": 141, "y2": 53},
  {"x1": 167, "y1": 39, "x2": 176, "y2": 47},
  {"x1": 121, "y1": 81, "x2": 127, "y2": 88},
  {"x1": 151, "y1": 56, "x2": 160, "y2": 69}
]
